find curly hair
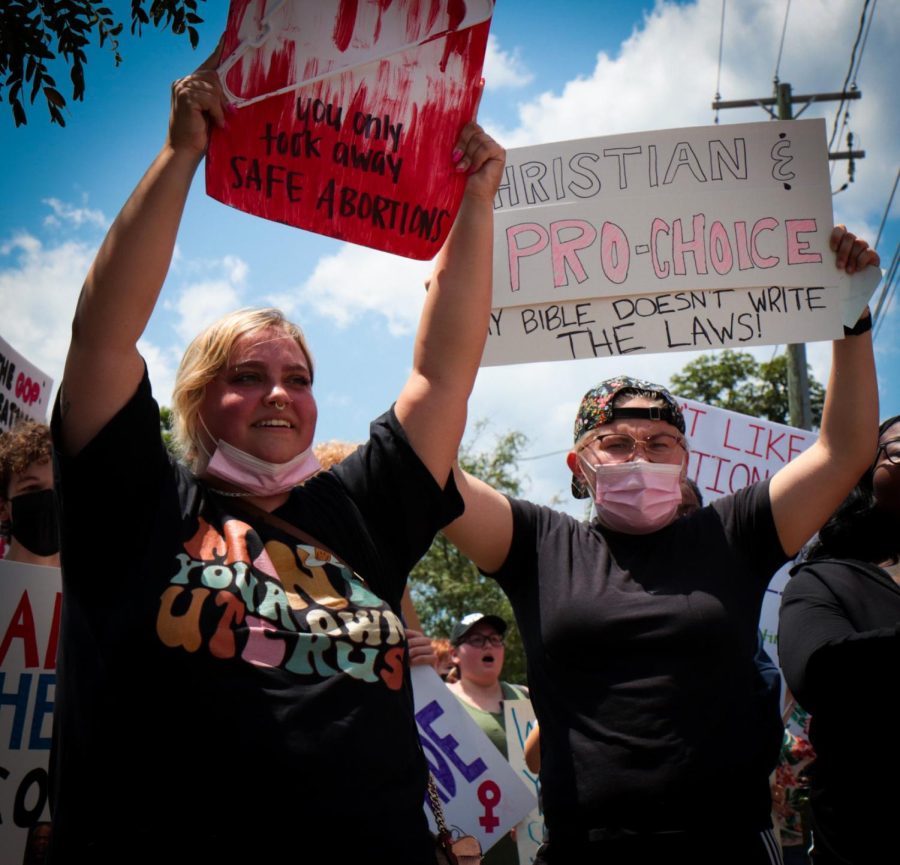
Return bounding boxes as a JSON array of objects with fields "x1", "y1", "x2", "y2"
[
  {"x1": 313, "y1": 440, "x2": 360, "y2": 471},
  {"x1": 0, "y1": 420, "x2": 51, "y2": 497},
  {"x1": 806, "y1": 415, "x2": 900, "y2": 563}
]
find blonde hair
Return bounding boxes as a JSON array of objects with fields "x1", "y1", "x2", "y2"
[{"x1": 172, "y1": 308, "x2": 314, "y2": 472}]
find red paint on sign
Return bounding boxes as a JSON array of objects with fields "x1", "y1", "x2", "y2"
[{"x1": 207, "y1": 0, "x2": 493, "y2": 259}]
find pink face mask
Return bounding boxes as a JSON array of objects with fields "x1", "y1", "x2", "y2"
[
  {"x1": 199, "y1": 416, "x2": 321, "y2": 497},
  {"x1": 586, "y1": 460, "x2": 684, "y2": 534}
]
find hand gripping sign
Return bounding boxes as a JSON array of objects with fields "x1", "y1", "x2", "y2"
[
  {"x1": 483, "y1": 119, "x2": 882, "y2": 365},
  {"x1": 206, "y1": 0, "x2": 493, "y2": 260}
]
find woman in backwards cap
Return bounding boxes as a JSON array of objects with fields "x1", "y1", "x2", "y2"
[{"x1": 443, "y1": 226, "x2": 881, "y2": 865}]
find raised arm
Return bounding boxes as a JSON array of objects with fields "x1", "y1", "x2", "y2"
[
  {"x1": 393, "y1": 124, "x2": 504, "y2": 485},
  {"x1": 443, "y1": 466, "x2": 514, "y2": 575},
  {"x1": 769, "y1": 226, "x2": 881, "y2": 556},
  {"x1": 59, "y1": 46, "x2": 225, "y2": 456}
]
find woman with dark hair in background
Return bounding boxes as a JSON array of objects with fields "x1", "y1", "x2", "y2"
[{"x1": 779, "y1": 415, "x2": 900, "y2": 865}]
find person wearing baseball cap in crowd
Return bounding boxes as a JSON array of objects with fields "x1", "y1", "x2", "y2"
[
  {"x1": 446, "y1": 612, "x2": 529, "y2": 865},
  {"x1": 442, "y1": 225, "x2": 880, "y2": 865}
]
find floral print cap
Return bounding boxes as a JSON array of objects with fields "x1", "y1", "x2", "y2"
[{"x1": 570, "y1": 376, "x2": 685, "y2": 499}]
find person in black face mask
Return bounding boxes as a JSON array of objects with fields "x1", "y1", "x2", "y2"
[{"x1": 0, "y1": 420, "x2": 60, "y2": 566}]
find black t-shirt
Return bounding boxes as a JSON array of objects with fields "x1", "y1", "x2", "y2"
[
  {"x1": 491, "y1": 481, "x2": 786, "y2": 840},
  {"x1": 49, "y1": 370, "x2": 462, "y2": 863},
  {"x1": 779, "y1": 558, "x2": 900, "y2": 864}
]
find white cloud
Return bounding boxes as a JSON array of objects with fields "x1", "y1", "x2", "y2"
[
  {"x1": 0, "y1": 228, "x2": 193, "y2": 410},
  {"x1": 483, "y1": 34, "x2": 534, "y2": 90},
  {"x1": 165, "y1": 254, "x2": 250, "y2": 344},
  {"x1": 41, "y1": 197, "x2": 108, "y2": 230},
  {"x1": 286, "y1": 243, "x2": 432, "y2": 337},
  {"x1": 136, "y1": 338, "x2": 181, "y2": 412},
  {"x1": 0, "y1": 233, "x2": 92, "y2": 403},
  {"x1": 171, "y1": 280, "x2": 245, "y2": 344}
]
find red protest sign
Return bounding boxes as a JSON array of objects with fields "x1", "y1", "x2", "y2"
[{"x1": 206, "y1": 0, "x2": 493, "y2": 260}]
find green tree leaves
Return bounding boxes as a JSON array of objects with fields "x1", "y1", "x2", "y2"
[
  {"x1": 409, "y1": 421, "x2": 530, "y2": 684},
  {"x1": 669, "y1": 349, "x2": 825, "y2": 427},
  {"x1": 2, "y1": 1, "x2": 205, "y2": 127}
]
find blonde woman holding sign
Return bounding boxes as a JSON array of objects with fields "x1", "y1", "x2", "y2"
[
  {"x1": 50, "y1": 45, "x2": 504, "y2": 862},
  {"x1": 444, "y1": 226, "x2": 881, "y2": 865}
]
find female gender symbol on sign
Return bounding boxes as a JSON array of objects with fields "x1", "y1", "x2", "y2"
[{"x1": 477, "y1": 779, "x2": 502, "y2": 832}]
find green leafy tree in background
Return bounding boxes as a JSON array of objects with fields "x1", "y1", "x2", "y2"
[
  {"x1": 2, "y1": 0, "x2": 205, "y2": 127},
  {"x1": 669, "y1": 349, "x2": 825, "y2": 427},
  {"x1": 159, "y1": 404, "x2": 175, "y2": 452},
  {"x1": 409, "y1": 421, "x2": 530, "y2": 684}
]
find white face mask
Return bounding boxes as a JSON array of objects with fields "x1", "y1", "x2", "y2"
[
  {"x1": 582, "y1": 459, "x2": 684, "y2": 534},
  {"x1": 198, "y1": 415, "x2": 321, "y2": 497}
]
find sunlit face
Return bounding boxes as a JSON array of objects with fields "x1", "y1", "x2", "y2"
[
  {"x1": 451, "y1": 623, "x2": 505, "y2": 687},
  {"x1": 567, "y1": 395, "x2": 686, "y2": 488},
  {"x1": 873, "y1": 421, "x2": 900, "y2": 516},
  {"x1": 198, "y1": 328, "x2": 317, "y2": 466}
]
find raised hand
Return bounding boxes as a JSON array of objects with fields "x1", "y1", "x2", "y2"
[
  {"x1": 452, "y1": 121, "x2": 506, "y2": 204},
  {"x1": 831, "y1": 224, "x2": 880, "y2": 275},
  {"x1": 167, "y1": 39, "x2": 227, "y2": 158}
]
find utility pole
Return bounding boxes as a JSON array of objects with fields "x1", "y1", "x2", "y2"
[{"x1": 712, "y1": 84, "x2": 864, "y2": 430}]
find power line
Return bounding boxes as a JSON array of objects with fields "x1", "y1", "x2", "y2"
[
  {"x1": 714, "y1": 0, "x2": 727, "y2": 123},
  {"x1": 519, "y1": 447, "x2": 569, "y2": 462},
  {"x1": 874, "y1": 166, "x2": 899, "y2": 252},
  {"x1": 773, "y1": 0, "x2": 792, "y2": 85},
  {"x1": 827, "y1": 0, "x2": 872, "y2": 154},
  {"x1": 872, "y1": 240, "x2": 899, "y2": 341},
  {"x1": 852, "y1": 0, "x2": 877, "y2": 83}
]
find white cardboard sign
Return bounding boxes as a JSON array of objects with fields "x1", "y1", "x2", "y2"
[
  {"x1": 485, "y1": 119, "x2": 881, "y2": 366},
  {"x1": 412, "y1": 666, "x2": 537, "y2": 853},
  {"x1": 504, "y1": 699, "x2": 544, "y2": 864},
  {"x1": 0, "y1": 560, "x2": 61, "y2": 865},
  {"x1": 482, "y1": 283, "x2": 849, "y2": 365},
  {"x1": 0, "y1": 334, "x2": 53, "y2": 433},
  {"x1": 493, "y1": 119, "x2": 835, "y2": 306}
]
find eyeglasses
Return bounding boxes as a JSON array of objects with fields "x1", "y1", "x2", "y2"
[
  {"x1": 878, "y1": 438, "x2": 900, "y2": 465},
  {"x1": 579, "y1": 432, "x2": 686, "y2": 464},
  {"x1": 461, "y1": 634, "x2": 504, "y2": 649}
]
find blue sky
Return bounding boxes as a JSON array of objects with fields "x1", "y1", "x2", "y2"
[{"x1": 1, "y1": 0, "x2": 897, "y2": 512}]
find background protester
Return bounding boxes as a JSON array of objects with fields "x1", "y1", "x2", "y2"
[
  {"x1": 779, "y1": 414, "x2": 900, "y2": 865},
  {"x1": 443, "y1": 226, "x2": 879, "y2": 865},
  {"x1": 447, "y1": 612, "x2": 529, "y2": 865},
  {"x1": 49, "y1": 42, "x2": 504, "y2": 862},
  {"x1": 0, "y1": 420, "x2": 59, "y2": 567},
  {"x1": 430, "y1": 636, "x2": 456, "y2": 681}
]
